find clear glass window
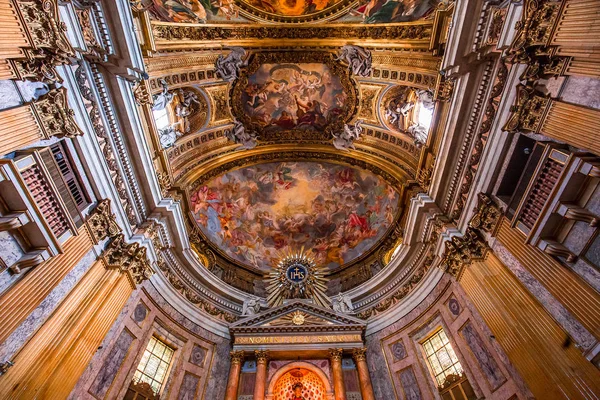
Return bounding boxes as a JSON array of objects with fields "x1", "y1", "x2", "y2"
[
  {"x1": 153, "y1": 108, "x2": 170, "y2": 130},
  {"x1": 422, "y1": 328, "x2": 464, "y2": 387},
  {"x1": 132, "y1": 336, "x2": 174, "y2": 394}
]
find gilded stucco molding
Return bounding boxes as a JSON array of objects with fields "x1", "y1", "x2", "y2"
[
  {"x1": 86, "y1": 198, "x2": 122, "y2": 243},
  {"x1": 468, "y1": 193, "x2": 503, "y2": 234},
  {"x1": 502, "y1": 84, "x2": 550, "y2": 134},
  {"x1": 150, "y1": 22, "x2": 432, "y2": 45}
]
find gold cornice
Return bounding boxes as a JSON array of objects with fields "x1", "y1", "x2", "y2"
[
  {"x1": 176, "y1": 143, "x2": 412, "y2": 188},
  {"x1": 149, "y1": 21, "x2": 433, "y2": 51}
]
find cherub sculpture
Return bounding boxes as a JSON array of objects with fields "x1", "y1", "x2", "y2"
[
  {"x1": 332, "y1": 119, "x2": 364, "y2": 151},
  {"x1": 242, "y1": 296, "x2": 261, "y2": 316},
  {"x1": 152, "y1": 79, "x2": 174, "y2": 111},
  {"x1": 158, "y1": 125, "x2": 183, "y2": 149},
  {"x1": 332, "y1": 292, "x2": 354, "y2": 314},
  {"x1": 336, "y1": 45, "x2": 373, "y2": 77},
  {"x1": 226, "y1": 120, "x2": 258, "y2": 150},
  {"x1": 215, "y1": 47, "x2": 247, "y2": 82}
]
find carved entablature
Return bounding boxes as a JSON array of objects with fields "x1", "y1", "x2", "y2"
[
  {"x1": 230, "y1": 300, "x2": 366, "y2": 351},
  {"x1": 469, "y1": 193, "x2": 503, "y2": 234},
  {"x1": 86, "y1": 199, "x2": 122, "y2": 243},
  {"x1": 502, "y1": 84, "x2": 551, "y2": 134},
  {"x1": 102, "y1": 234, "x2": 154, "y2": 288},
  {"x1": 31, "y1": 87, "x2": 84, "y2": 139},
  {"x1": 441, "y1": 228, "x2": 489, "y2": 281}
]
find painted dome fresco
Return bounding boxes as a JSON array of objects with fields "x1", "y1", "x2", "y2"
[{"x1": 190, "y1": 161, "x2": 400, "y2": 272}]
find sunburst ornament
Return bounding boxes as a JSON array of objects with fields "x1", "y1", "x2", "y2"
[{"x1": 265, "y1": 248, "x2": 330, "y2": 308}]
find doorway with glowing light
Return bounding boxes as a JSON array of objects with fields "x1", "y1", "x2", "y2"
[{"x1": 266, "y1": 361, "x2": 334, "y2": 400}]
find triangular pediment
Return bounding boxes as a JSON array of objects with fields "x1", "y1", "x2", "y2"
[{"x1": 230, "y1": 300, "x2": 366, "y2": 331}]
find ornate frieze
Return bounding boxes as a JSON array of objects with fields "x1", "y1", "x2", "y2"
[
  {"x1": 102, "y1": 234, "x2": 154, "y2": 287},
  {"x1": 451, "y1": 57, "x2": 509, "y2": 221},
  {"x1": 151, "y1": 23, "x2": 432, "y2": 44},
  {"x1": 74, "y1": 63, "x2": 138, "y2": 225},
  {"x1": 441, "y1": 228, "x2": 489, "y2": 281},
  {"x1": 31, "y1": 87, "x2": 83, "y2": 139},
  {"x1": 156, "y1": 257, "x2": 238, "y2": 322}
]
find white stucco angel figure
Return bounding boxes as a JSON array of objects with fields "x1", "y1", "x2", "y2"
[
  {"x1": 215, "y1": 47, "x2": 247, "y2": 82},
  {"x1": 336, "y1": 45, "x2": 373, "y2": 77},
  {"x1": 385, "y1": 99, "x2": 414, "y2": 131},
  {"x1": 332, "y1": 293, "x2": 353, "y2": 314},
  {"x1": 152, "y1": 79, "x2": 174, "y2": 111},
  {"x1": 158, "y1": 125, "x2": 183, "y2": 149},
  {"x1": 242, "y1": 296, "x2": 261, "y2": 316},
  {"x1": 332, "y1": 119, "x2": 364, "y2": 151},
  {"x1": 226, "y1": 120, "x2": 258, "y2": 150},
  {"x1": 415, "y1": 88, "x2": 435, "y2": 111}
]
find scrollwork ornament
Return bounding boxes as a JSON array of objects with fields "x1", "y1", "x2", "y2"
[
  {"x1": 86, "y1": 199, "x2": 122, "y2": 242},
  {"x1": 469, "y1": 193, "x2": 502, "y2": 233},
  {"x1": 31, "y1": 87, "x2": 83, "y2": 139},
  {"x1": 102, "y1": 234, "x2": 154, "y2": 287}
]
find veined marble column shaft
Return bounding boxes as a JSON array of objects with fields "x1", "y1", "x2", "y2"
[
  {"x1": 329, "y1": 348, "x2": 347, "y2": 400},
  {"x1": 253, "y1": 350, "x2": 269, "y2": 400},
  {"x1": 224, "y1": 351, "x2": 244, "y2": 400},
  {"x1": 353, "y1": 348, "x2": 375, "y2": 400}
]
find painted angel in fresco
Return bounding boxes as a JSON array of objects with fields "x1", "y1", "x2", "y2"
[
  {"x1": 149, "y1": 0, "x2": 208, "y2": 22},
  {"x1": 356, "y1": 0, "x2": 438, "y2": 24}
]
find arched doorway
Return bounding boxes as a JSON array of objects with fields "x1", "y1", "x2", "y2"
[{"x1": 266, "y1": 361, "x2": 334, "y2": 400}]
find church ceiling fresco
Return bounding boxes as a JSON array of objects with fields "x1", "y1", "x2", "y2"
[
  {"x1": 144, "y1": 0, "x2": 439, "y2": 23},
  {"x1": 241, "y1": 63, "x2": 345, "y2": 133},
  {"x1": 189, "y1": 161, "x2": 400, "y2": 272},
  {"x1": 231, "y1": 51, "x2": 358, "y2": 141}
]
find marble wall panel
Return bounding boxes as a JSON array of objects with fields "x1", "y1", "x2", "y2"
[
  {"x1": 177, "y1": 372, "x2": 200, "y2": 400},
  {"x1": 460, "y1": 321, "x2": 506, "y2": 391},
  {"x1": 88, "y1": 328, "x2": 135, "y2": 399},
  {"x1": 398, "y1": 366, "x2": 422, "y2": 400}
]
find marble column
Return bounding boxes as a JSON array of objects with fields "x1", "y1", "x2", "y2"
[
  {"x1": 353, "y1": 348, "x2": 375, "y2": 400},
  {"x1": 224, "y1": 351, "x2": 244, "y2": 400},
  {"x1": 329, "y1": 348, "x2": 347, "y2": 400},
  {"x1": 253, "y1": 350, "x2": 269, "y2": 400}
]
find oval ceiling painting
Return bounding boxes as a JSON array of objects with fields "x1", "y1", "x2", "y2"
[
  {"x1": 241, "y1": 63, "x2": 347, "y2": 133},
  {"x1": 190, "y1": 161, "x2": 400, "y2": 272},
  {"x1": 237, "y1": 0, "x2": 351, "y2": 22}
]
